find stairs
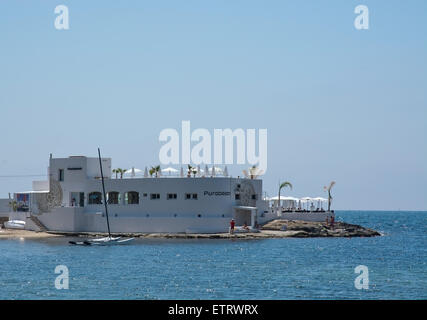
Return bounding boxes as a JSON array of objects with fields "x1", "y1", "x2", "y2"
[{"x1": 29, "y1": 215, "x2": 48, "y2": 232}]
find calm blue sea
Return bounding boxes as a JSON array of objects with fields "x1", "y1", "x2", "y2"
[{"x1": 0, "y1": 211, "x2": 425, "y2": 300}]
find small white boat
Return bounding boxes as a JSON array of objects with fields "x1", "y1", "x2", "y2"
[
  {"x1": 4, "y1": 220, "x2": 26, "y2": 230},
  {"x1": 69, "y1": 236, "x2": 134, "y2": 246},
  {"x1": 88, "y1": 236, "x2": 134, "y2": 245}
]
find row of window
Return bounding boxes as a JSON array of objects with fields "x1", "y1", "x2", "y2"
[
  {"x1": 87, "y1": 192, "x2": 199, "y2": 205},
  {"x1": 234, "y1": 194, "x2": 258, "y2": 200}
]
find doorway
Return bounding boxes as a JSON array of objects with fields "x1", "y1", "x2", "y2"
[{"x1": 70, "y1": 192, "x2": 85, "y2": 207}]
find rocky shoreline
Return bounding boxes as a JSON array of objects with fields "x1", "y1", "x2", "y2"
[
  {"x1": 260, "y1": 219, "x2": 381, "y2": 238},
  {"x1": 44, "y1": 219, "x2": 381, "y2": 239}
]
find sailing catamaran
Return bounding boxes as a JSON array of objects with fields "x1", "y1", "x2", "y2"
[{"x1": 69, "y1": 149, "x2": 134, "y2": 246}]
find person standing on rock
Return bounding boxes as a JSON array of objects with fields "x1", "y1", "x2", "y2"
[{"x1": 230, "y1": 219, "x2": 235, "y2": 234}]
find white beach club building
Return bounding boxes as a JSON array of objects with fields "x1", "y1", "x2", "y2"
[{"x1": 11, "y1": 155, "x2": 270, "y2": 234}]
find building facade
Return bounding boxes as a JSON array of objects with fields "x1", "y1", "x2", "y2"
[{"x1": 14, "y1": 155, "x2": 268, "y2": 233}]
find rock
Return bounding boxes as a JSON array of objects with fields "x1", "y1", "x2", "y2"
[{"x1": 261, "y1": 219, "x2": 380, "y2": 238}]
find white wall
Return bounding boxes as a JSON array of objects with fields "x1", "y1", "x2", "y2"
[
  {"x1": 36, "y1": 207, "x2": 230, "y2": 233},
  {"x1": 32, "y1": 181, "x2": 49, "y2": 191},
  {"x1": 0, "y1": 199, "x2": 10, "y2": 217},
  {"x1": 49, "y1": 156, "x2": 111, "y2": 206}
]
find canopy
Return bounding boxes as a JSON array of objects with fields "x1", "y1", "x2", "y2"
[
  {"x1": 312, "y1": 197, "x2": 328, "y2": 202},
  {"x1": 196, "y1": 165, "x2": 202, "y2": 177},
  {"x1": 162, "y1": 167, "x2": 178, "y2": 175},
  {"x1": 125, "y1": 167, "x2": 143, "y2": 177},
  {"x1": 281, "y1": 196, "x2": 299, "y2": 201},
  {"x1": 268, "y1": 196, "x2": 298, "y2": 201}
]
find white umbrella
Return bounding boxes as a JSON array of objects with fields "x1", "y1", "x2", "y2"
[
  {"x1": 180, "y1": 167, "x2": 184, "y2": 177},
  {"x1": 125, "y1": 167, "x2": 142, "y2": 178},
  {"x1": 210, "y1": 166, "x2": 222, "y2": 172},
  {"x1": 162, "y1": 167, "x2": 178, "y2": 176},
  {"x1": 223, "y1": 166, "x2": 229, "y2": 177},
  {"x1": 312, "y1": 197, "x2": 327, "y2": 201},
  {"x1": 197, "y1": 165, "x2": 202, "y2": 177},
  {"x1": 144, "y1": 167, "x2": 148, "y2": 178},
  {"x1": 211, "y1": 166, "x2": 216, "y2": 177},
  {"x1": 300, "y1": 197, "x2": 313, "y2": 210},
  {"x1": 284, "y1": 196, "x2": 299, "y2": 201},
  {"x1": 268, "y1": 196, "x2": 298, "y2": 201},
  {"x1": 312, "y1": 197, "x2": 327, "y2": 210},
  {"x1": 205, "y1": 165, "x2": 209, "y2": 176}
]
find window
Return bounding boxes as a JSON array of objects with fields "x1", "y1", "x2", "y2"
[
  {"x1": 185, "y1": 193, "x2": 198, "y2": 200},
  {"x1": 88, "y1": 192, "x2": 102, "y2": 205},
  {"x1": 167, "y1": 193, "x2": 177, "y2": 200},
  {"x1": 251, "y1": 194, "x2": 257, "y2": 200},
  {"x1": 143, "y1": 193, "x2": 148, "y2": 197},
  {"x1": 107, "y1": 192, "x2": 121, "y2": 205},
  {"x1": 59, "y1": 169, "x2": 64, "y2": 182},
  {"x1": 125, "y1": 191, "x2": 139, "y2": 204},
  {"x1": 150, "y1": 193, "x2": 160, "y2": 200},
  {"x1": 235, "y1": 193, "x2": 240, "y2": 200}
]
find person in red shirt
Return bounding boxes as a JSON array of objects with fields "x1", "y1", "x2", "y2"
[
  {"x1": 230, "y1": 219, "x2": 235, "y2": 234},
  {"x1": 330, "y1": 216, "x2": 335, "y2": 229}
]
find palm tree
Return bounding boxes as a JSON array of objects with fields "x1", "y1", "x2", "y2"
[
  {"x1": 8, "y1": 200, "x2": 17, "y2": 212},
  {"x1": 278, "y1": 181, "x2": 293, "y2": 211},
  {"x1": 150, "y1": 165, "x2": 161, "y2": 178},
  {"x1": 187, "y1": 165, "x2": 197, "y2": 177},
  {"x1": 323, "y1": 181, "x2": 336, "y2": 211},
  {"x1": 115, "y1": 168, "x2": 127, "y2": 179},
  {"x1": 121, "y1": 168, "x2": 128, "y2": 179},
  {"x1": 243, "y1": 165, "x2": 264, "y2": 179}
]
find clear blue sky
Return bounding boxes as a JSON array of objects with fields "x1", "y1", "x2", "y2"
[{"x1": 0, "y1": 0, "x2": 426, "y2": 210}]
